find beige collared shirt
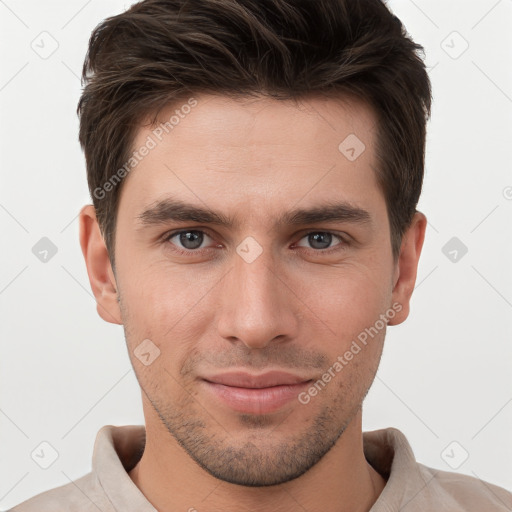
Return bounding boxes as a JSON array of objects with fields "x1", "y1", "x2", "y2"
[{"x1": 9, "y1": 424, "x2": 512, "y2": 511}]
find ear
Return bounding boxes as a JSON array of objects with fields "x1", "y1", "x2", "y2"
[
  {"x1": 388, "y1": 211, "x2": 427, "y2": 326},
  {"x1": 79, "y1": 205, "x2": 122, "y2": 325}
]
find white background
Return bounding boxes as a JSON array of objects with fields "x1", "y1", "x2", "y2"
[{"x1": 1, "y1": 0, "x2": 511, "y2": 508}]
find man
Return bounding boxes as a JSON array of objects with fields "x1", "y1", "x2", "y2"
[{"x1": 10, "y1": 0, "x2": 512, "y2": 510}]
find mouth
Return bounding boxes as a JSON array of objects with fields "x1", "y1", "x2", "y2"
[{"x1": 200, "y1": 371, "x2": 313, "y2": 415}]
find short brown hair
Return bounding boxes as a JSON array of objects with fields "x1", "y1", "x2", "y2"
[{"x1": 78, "y1": 0, "x2": 432, "y2": 268}]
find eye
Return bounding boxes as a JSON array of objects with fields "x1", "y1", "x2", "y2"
[
  {"x1": 162, "y1": 229, "x2": 349, "y2": 257},
  {"x1": 165, "y1": 229, "x2": 216, "y2": 252},
  {"x1": 294, "y1": 231, "x2": 346, "y2": 251}
]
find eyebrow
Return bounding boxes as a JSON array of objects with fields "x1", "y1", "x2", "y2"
[{"x1": 136, "y1": 197, "x2": 372, "y2": 230}]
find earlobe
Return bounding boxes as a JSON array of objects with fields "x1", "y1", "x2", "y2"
[
  {"x1": 79, "y1": 205, "x2": 122, "y2": 325},
  {"x1": 388, "y1": 211, "x2": 427, "y2": 326}
]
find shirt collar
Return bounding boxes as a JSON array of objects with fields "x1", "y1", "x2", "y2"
[
  {"x1": 93, "y1": 424, "x2": 156, "y2": 511},
  {"x1": 364, "y1": 427, "x2": 436, "y2": 511},
  {"x1": 92, "y1": 424, "x2": 428, "y2": 511}
]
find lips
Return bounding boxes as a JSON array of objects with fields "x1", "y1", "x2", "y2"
[
  {"x1": 200, "y1": 371, "x2": 313, "y2": 414},
  {"x1": 203, "y1": 370, "x2": 311, "y2": 388}
]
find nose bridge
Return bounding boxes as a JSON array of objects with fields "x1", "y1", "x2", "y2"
[
  {"x1": 216, "y1": 238, "x2": 298, "y2": 349},
  {"x1": 236, "y1": 243, "x2": 277, "y2": 306}
]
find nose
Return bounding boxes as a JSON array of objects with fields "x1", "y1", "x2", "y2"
[{"x1": 216, "y1": 243, "x2": 300, "y2": 350}]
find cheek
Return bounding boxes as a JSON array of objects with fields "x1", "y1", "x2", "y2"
[
  {"x1": 294, "y1": 264, "x2": 392, "y2": 339},
  {"x1": 120, "y1": 257, "x2": 200, "y2": 322},
  {"x1": 119, "y1": 262, "x2": 216, "y2": 360},
  {"x1": 294, "y1": 268, "x2": 391, "y2": 392}
]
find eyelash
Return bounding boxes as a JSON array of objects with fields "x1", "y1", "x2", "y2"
[{"x1": 162, "y1": 229, "x2": 350, "y2": 257}]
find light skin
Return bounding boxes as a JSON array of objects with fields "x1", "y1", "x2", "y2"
[{"x1": 79, "y1": 93, "x2": 426, "y2": 512}]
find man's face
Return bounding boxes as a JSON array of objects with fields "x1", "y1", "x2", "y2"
[{"x1": 108, "y1": 94, "x2": 403, "y2": 485}]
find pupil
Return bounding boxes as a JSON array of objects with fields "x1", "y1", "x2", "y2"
[
  {"x1": 310, "y1": 232, "x2": 331, "y2": 249},
  {"x1": 180, "y1": 231, "x2": 203, "y2": 249}
]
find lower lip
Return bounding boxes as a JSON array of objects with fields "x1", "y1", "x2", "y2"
[{"x1": 202, "y1": 380, "x2": 312, "y2": 414}]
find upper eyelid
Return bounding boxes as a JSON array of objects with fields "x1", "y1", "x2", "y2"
[{"x1": 164, "y1": 228, "x2": 216, "y2": 242}]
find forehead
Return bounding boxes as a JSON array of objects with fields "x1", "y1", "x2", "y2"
[{"x1": 119, "y1": 93, "x2": 382, "y2": 223}]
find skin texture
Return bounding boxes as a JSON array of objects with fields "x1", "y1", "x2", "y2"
[{"x1": 79, "y1": 93, "x2": 426, "y2": 512}]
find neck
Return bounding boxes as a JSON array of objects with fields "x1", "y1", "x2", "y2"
[{"x1": 129, "y1": 408, "x2": 386, "y2": 512}]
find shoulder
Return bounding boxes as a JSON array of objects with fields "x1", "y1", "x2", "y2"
[
  {"x1": 416, "y1": 462, "x2": 512, "y2": 511},
  {"x1": 8, "y1": 472, "x2": 115, "y2": 512},
  {"x1": 364, "y1": 427, "x2": 512, "y2": 511}
]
